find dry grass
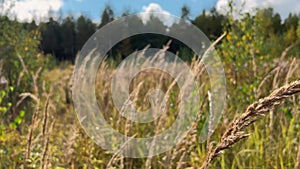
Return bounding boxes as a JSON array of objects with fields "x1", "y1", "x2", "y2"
[
  {"x1": 199, "y1": 80, "x2": 300, "y2": 169},
  {"x1": 1, "y1": 34, "x2": 299, "y2": 169}
]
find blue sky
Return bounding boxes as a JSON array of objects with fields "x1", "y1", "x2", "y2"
[
  {"x1": 0, "y1": 0, "x2": 299, "y2": 23},
  {"x1": 61, "y1": 0, "x2": 218, "y2": 22}
]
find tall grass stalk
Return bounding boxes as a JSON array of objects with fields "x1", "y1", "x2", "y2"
[{"x1": 199, "y1": 80, "x2": 300, "y2": 169}]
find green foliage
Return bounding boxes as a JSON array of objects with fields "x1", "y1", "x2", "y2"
[
  {"x1": 0, "y1": 86, "x2": 12, "y2": 139},
  {"x1": 208, "y1": 6, "x2": 300, "y2": 169},
  {"x1": 181, "y1": 5, "x2": 190, "y2": 20},
  {"x1": 0, "y1": 16, "x2": 48, "y2": 123},
  {"x1": 99, "y1": 5, "x2": 115, "y2": 28},
  {"x1": 0, "y1": 3, "x2": 300, "y2": 169},
  {"x1": 192, "y1": 9, "x2": 226, "y2": 39},
  {"x1": 76, "y1": 15, "x2": 97, "y2": 52}
]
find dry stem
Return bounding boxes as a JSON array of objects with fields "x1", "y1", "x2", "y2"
[{"x1": 200, "y1": 80, "x2": 300, "y2": 169}]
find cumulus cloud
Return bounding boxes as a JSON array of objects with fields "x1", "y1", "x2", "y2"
[
  {"x1": 0, "y1": 0, "x2": 64, "y2": 23},
  {"x1": 140, "y1": 3, "x2": 177, "y2": 27},
  {"x1": 216, "y1": 0, "x2": 300, "y2": 19}
]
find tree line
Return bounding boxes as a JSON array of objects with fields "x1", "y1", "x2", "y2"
[{"x1": 2, "y1": 5, "x2": 300, "y2": 62}]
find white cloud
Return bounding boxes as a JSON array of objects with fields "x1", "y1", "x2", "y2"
[
  {"x1": 140, "y1": 3, "x2": 177, "y2": 27},
  {"x1": 216, "y1": 0, "x2": 300, "y2": 19},
  {"x1": 0, "y1": 0, "x2": 64, "y2": 23}
]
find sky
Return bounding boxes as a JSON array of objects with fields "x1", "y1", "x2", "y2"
[{"x1": 0, "y1": 0, "x2": 299, "y2": 24}]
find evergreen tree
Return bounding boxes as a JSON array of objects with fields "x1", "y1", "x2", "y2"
[
  {"x1": 181, "y1": 5, "x2": 190, "y2": 20},
  {"x1": 99, "y1": 5, "x2": 114, "y2": 28},
  {"x1": 76, "y1": 15, "x2": 96, "y2": 52},
  {"x1": 61, "y1": 16, "x2": 76, "y2": 60},
  {"x1": 39, "y1": 17, "x2": 62, "y2": 57}
]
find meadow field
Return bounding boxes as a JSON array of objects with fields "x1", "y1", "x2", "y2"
[{"x1": 0, "y1": 3, "x2": 300, "y2": 169}]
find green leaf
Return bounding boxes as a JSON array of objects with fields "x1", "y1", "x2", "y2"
[
  {"x1": 14, "y1": 116, "x2": 22, "y2": 125},
  {"x1": 9, "y1": 123, "x2": 17, "y2": 129},
  {"x1": 19, "y1": 110, "x2": 25, "y2": 117},
  {"x1": 0, "y1": 107, "x2": 7, "y2": 113}
]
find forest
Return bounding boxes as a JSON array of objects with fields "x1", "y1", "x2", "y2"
[
  {"x1": 5, "y1": 5, "x2": 299, "y2": 62},
  {"x1": 0, "y1": 3, "x2": 300, "y2": 169}
]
